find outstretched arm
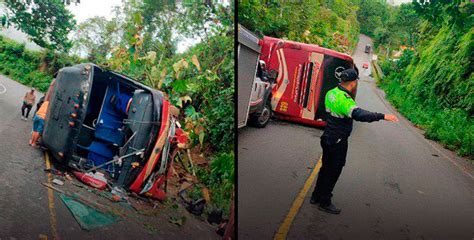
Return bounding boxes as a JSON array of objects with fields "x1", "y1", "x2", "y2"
[
  {"x1": 350, "y1": 107, "x2": 398, "y2": 122},
  {"x1": 333, "y1": 91, "x2": 399, "y2": 123},
  {"x1": 351, "y1": 107, "x2": 384, "y2": 122}
]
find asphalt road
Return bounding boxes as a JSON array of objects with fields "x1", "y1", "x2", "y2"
[
  {"x1": 0, "y1": 75, "x2": 217, "y2": 239},
  {"x1": 238, "y1": 34, "x2": 474, "y2": 239}
]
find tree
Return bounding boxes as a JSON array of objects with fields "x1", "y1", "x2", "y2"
[
  {"x1": 139, "y1": 0, "x2": 177, "y2": 56},
  {"x1": 357, "y1": 0, "x2": 390, "y2": 37},
  {"x1": 395, "y1": 3, "x2": 420, "y2": 46},
  {"x1": 3, "y1": 0, "x2": 76, "y2": 52},
  {"x1": 413, "y1": 0, "x2": 454, "y2": 25},
  {"x1": 71, "y1": 17, "x2": 120, "y2": 62}
]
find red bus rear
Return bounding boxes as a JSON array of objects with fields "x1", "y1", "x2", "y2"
[{"x1": 259, "y1": 36, "x2": 357, "y2": 127}]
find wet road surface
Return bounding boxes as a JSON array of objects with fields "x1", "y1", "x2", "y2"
[{"x1": 238, "y1": 34, "x2": 474, "y2": 239}]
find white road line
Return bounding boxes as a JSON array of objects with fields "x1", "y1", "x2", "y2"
[{"x1": 0, "y1": 83, "x2": 6, "y2": 94}]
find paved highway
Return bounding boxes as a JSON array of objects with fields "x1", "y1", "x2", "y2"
[{"x1": 238, "y1": 34, "x2": 474, "y2": 239}]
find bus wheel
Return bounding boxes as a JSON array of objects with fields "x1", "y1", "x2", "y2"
[{"x1": 250, "y1": 101, "x2": 271, "y2": 128}]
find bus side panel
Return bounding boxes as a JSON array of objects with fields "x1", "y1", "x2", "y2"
[{"x1": 315, "y1": 56, "x2": 354, "y2": 120}]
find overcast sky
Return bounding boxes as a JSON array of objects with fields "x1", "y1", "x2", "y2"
[
  {"x1": 390, "y1": 0, "x2": 413, "y2": 6},
  {"x1": 66, "y1": 0, "x2": 122, "y2": 24}
]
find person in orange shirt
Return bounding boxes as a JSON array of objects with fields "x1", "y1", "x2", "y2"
[{"x1": 29, "y1": 101, "x2": 49, "y2": 148}]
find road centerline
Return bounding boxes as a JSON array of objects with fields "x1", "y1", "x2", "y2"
[
  {"x1": 274, "y1": 155, "x2": 323, "y2": 240},
  {"x1": 44, "y1": 152, "x2": 60, "y2": 240}
]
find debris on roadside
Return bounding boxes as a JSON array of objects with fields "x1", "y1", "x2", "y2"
[
  {"x1": 143, "y1": 223, "x2": 158, "y2": 233},
  {"x1": 39, "y1": 127, "x2": 225, "y2": 235},
  {"x1": 169, "y1": 216, "x2": 186, "y2": 226},
  {"x1": 65, "y1": 173, "x2": 73, "y2": 181},
  {"x1": 42, "y1": 182, "x2": 65, "y2": 194},
  {"x1": 52, "y1": 178, "x2": 64, "y2": 186},
  {"x1": 60, "y1": 194, "x2": 117, "y2": 231},
  {"x1": 44, "y1": 168, "x2": 65, "y2": 176},
  {"x1": 207, "y1": 209, "x2": 223, "y2": 225},
  {"x1": 73, "y1": 171, "x2": 107, "y2": 190},
  {"x1": 185, "y1": 198, "x2": 206, "y2": 216},
  {"x1": 42, "y1": 182, "x2": 115, "y2": 216},
  {"x1": 71, "y1": 181, "x2": 87, "y2": 189},
  {"x1": 216, "y1": 220, "x2": 229, "y2": 236},
  {"x1": 201, "y1": 187, "x2": 210, "y2": 202}
]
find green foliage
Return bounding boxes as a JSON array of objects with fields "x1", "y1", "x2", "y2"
[
  {"x1": 357, "y1": 0, "x2": 390, "y2": 37},
  {"x1": 358, "y1": 1, "x2": 421, "y2": 49},
  {"x1": 395, "y1": 49, "x2": 413, "y2": 70},
  {"x1": 412, "y1": 0, "x2": 473, "y2": 27},
  {"x1": 196, "y1": 152, "x2": 234, "y2": 215},
  {"x1": 380, "y1": 49, "x2": 414, "y2": 74},
  {"x1": 71, "y1": 17, "x2": 120, "y2": 62},
  {"x1": 0, "y1": 35, "x2": 81, "y2": 92},
  {"x1": 239, "y1": 0, "x2": 361, "y2": 53},
  {"x1": 104, "y1": 1, "x2": 234, "y2": 153},
  {"x1": 3, "y1": 0, "x2": 77, "y2": 52},
  {"x1": 395, "y1": 3, "x2": 421, "y2": 46},
  {"x1": 378, "y1": 4, "x2": 473, "y2": 157}
]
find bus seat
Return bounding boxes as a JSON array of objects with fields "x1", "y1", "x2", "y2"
[
  {"x1": 94, "y1": 84, "x2": 131, "y2": 146},
  {"x1": 86, "y1": 141, "x2": 114, "y2": 170},
  {"x1": 94, "y1": 124, "x2": 125, "y2": 146}
]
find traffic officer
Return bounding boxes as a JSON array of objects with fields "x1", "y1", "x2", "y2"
[{"x1": 310, "y1": 68, "x2": 398, "y2": 214}]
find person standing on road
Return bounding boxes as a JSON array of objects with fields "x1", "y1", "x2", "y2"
[
  {"x1": 34, "y1": 95, "x2": 45, "y2": 116},
  {"x1": 21, "y1": 88, "x2": 36, "y2": 120},
  {"x1": 310, "y1": 68, "x2": 398, "y2": 214},
  {"x1": 29, "y1": 100, "x2": 49, "y2": 148}
]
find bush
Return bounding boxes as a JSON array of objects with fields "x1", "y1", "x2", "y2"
[
  {"x1": 0, "y1": 36, "x2": 78, "y2": 92},
  {"x1": 196, "y1": 151, "x2": 234, "y2": 215},
  {"x1": 381, "y1": 78, "x2": 474, "y2": 157}
]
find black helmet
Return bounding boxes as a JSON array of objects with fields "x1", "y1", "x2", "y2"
[{"x1": 341, "y1": 68, "x2": 359, "y2": 82}]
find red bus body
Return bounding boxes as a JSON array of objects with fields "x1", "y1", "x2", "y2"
[{"x1": 259, "y1": 36, "x2": 357, "y2": 127}]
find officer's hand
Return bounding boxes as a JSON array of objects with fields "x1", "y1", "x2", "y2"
[{"x1": 384, "y1": 114, "x2": 399, "y2": 122}]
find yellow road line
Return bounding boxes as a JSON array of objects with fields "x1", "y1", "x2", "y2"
[
  {"x1": 44, "y1": 152, "x2": 60, "y2": 240},
  {"x1": 274, "y1": 155, "x2": 323, "y2": 240}
]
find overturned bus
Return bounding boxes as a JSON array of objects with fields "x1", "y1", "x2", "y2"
[
  {"x1": 42, "y1": 63, "x2": 184, "y2": 200},
  {"x1": 259, "y1": 36, "x2": 358, "y2": 127}
]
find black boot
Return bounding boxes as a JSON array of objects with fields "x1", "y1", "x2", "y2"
[{"x1": 318, "y1": 203, "x2": 341, "y2": 214}]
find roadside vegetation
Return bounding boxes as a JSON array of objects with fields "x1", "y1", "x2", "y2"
[
  {"x1": 239, "y1": 0, "x2": 361, "y2": 54},
  {"x1": 1, "y1": 0, "x2": 234, "y2": 216},
  {"x1": 359, "y1": 0, "x2": 473, "y2": 158},
  {"x1": 0, "y1": 36, "x2": 81, "y2": 91}
]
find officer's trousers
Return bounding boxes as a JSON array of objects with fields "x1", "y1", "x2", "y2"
[{"x1": 311, "y1": 136, "x2": 348, "y2": 206}]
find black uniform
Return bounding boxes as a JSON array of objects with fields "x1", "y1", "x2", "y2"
[{"x1": 312, "y1": 84, "x2": 385, "y2": 207}]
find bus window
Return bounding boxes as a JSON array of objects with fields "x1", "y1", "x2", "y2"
[{"x1": 315, "y1": 56, "x2": 354, "y2": 120}]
